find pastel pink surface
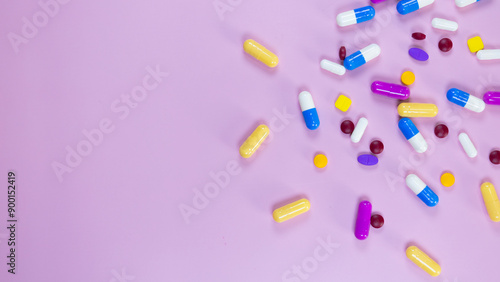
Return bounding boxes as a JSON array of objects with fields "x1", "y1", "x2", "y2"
[{"x1": 1, "y1": 1, "x2": 500, "y2": 282}]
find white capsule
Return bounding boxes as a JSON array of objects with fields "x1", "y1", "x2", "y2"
[
  {"x1": 455, "y1": 0, "x2": 479, "y2": 8},
  {"x1": 431, "y1": 18, "x2": 458, "y2": 31},
  {"x1": 320, "y1": 59, "x2": 346, "y2": 76},
  {"x1": 477, "y1": 49, "x2": 500, "y2": 60},
  {"x1": 458, "y1": 133, "x2": 477, "y2": 158},
  {"x1": 351, "y1": 117, "x2": 368, "y2": 143}
]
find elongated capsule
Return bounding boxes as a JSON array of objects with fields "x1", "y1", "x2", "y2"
[
  {"x1": 481, "y1": 182, "x2": 500, "y2": 222},
  {"x1": 431, "y1": 18, "x2": 458, "y2": 31},
  {"x1": 273, "y1": 199, "x2": 311, "y2": 223},
  {"x1": 243, "y1": 39, "x2": 279, "y2": 68},
  {"x1": 398, "y1": 118, "x2": 428, "y2": 153},
  {"x1": 483, "y1": 91, "x2": 500, "y2": 105},
  {"x1": 336, "y1": 6, "x2": 375, "y2": 27},
  {"x1": 355, "y1": 201, "x2": 372, "y2": 240},
  {"x1": 344, "y1": 44, "x2": 381, "y2": 71},
  {"x1": 406, "y1": 246, "x2": 441, "y2": 276},
  {"x1": 299, "y1": 91, "x2": 320, "y2": 130},
  {"x1": 320, "y1": 59, "x2": 346, "y2": 76},
  {"x1": 455, "y1": 0, "x2": 480, "y2": 7},
  {"x1": 371, "y1": 81, "x2": 410, "y2": 100},
  {"x1": 458, "y1": 133, "x2": 477, "y2": 158},
  {"x1": 397, "y1": 0, "x2": 435, "y2": 15},
  {"x1": 447, "y1": 88, "x2": 485, "y2": 113},
  {"x1": 239, "y1": 125, "x2": 269, "y2": 158},
  {"x1": 477, "y1": 49, "x2": 500, "y2": 60},
  {"x1": 351, "y1": 117, "x2": 368, "y2": 143},
  {"x1": 406, "y1": 174, "x2": 439, "y2": 207},
  {"x1": 398, "y1": 103, "x2": 438, "y2": 117}
]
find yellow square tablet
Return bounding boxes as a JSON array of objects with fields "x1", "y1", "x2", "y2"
[
  {"x1": 467, "y1": 36, "x2": 484, "y2": 53},
  {"x1": 335, "y1": 94, "x2": 351, "y2": 112}
]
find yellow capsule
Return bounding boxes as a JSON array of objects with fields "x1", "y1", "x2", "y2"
[
  {"x1": 481, "y1": 182, "x2": 500, "y2": 222},
  {"x1": 243, "y1": 39, "x2": 279, "y2": 68},
  {"x1": 273, "y1": 199, "x2": 310, "y2": 223},
  {"x1": 239, "y1": 124, "x2": 269, "y2": 158},
  {"x1": 397, "y1": 103, "x2": 438, "y2": 117},
  {"x1": 406, "y1": 246, "x2": 441, "y2": 277}
]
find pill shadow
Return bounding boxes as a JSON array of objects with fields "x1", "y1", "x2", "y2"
[{"x1": 240, "y1": 34, "x2": 279, "y2": 76}]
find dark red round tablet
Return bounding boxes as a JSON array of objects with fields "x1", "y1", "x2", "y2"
[
  {"x1": 412, "y1": 32, "x2": 426, "y2": 40},
  {"x1": 340, "y1": 120, "x2": 355, "y2": 134},
  {"x1": 434, "y1": 124, "x2": 449, "y2": 138},
  {"x1": 439, "y1": 38, "x2": 453, "y2": 52},
  {"x1": 371, "y1": 214, "x2": 384, "y2": 228},
  {"x1": 370, "y1": 140, "x2": 384, "y2": 154},
  {"x1": 339, "y1": 46, "x2": 346, "y2": 61},
  {"x1": 490, "y1": 150, "x2": 500, "y2": 165}
]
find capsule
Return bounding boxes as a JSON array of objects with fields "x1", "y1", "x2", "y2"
[
  {"x1": 336, "y1": 6, "x2": 375, "y2": 27},
  {"x1": 481, "y1": 182, "x2": 500, "y2": 222},
  {"x1": 397, "y1": 103, "x2": 438, "y2": 117},
  {"x1": 299, "y1": 91, "x2": 320, "y2": 130},
  {"x1": 483, "y1": 91, "x2": 500, "y2": 105},
  {"x1": 477, "y1": 49, "x2": 500, "y2": 60},
  {"x1": 458, "y1": 132, "x2": 477, "y2": 158},
  {"x1": 406, "y1": 174, "x2": 439, "y2": 207},
  {"x1": 320, "y1": 59, "x2": 346, "y2": 76},
  {"x1": 355, "y1": 201, "x2": 372, "y2": 240},
  {"x1": 397, "y1": 0, "x2": 435, "y2": 15},
  {"x1": 371, "y1": 81, "x2": 410, "y2": 100},
  {"x1": 455, "y1": 0, "x2": 480, "y2": 8},
  {"x1": 273, "y1": 199, "x2": 311, "y2": 223},
  {"x1": 447, "y1": 88, "x2": 485, "y2": 113},
  {"x1": 351, "y1": 117, "x2": 368, "y2": 143},
  {"x1": 243, "y1": 39, "x2": 279, "y2": 68},
  {"x1": 398, "y1": 118, "x2": 428, "y2": 153},
  {"x1": 431, "y1": 18, "x2": 458, "y2": 31},
  {"x1": 406, "y1": 246, "x2": 441, "y2": 276},
  {"x1": 239, "y1": 125, "x2": 269, "y2": 158},
  {"x1": 344, "y1": 44, "x2": 381, "y2": 71}
]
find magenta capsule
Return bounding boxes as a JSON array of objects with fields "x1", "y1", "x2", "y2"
[
  {"x1": 371, "y1": 81, "x2": 410, "y2": 100},
  {"x1": 484, "y1": 91, "x2": 500, "y2": 105},
  {"x1": 355, "y1": 201, "x2": 372, "y2": 240}
]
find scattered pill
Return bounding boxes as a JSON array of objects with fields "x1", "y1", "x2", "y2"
[
  {"x1": 406, "y1": 246, "x2": 442, "y2": 276},
  {"x1": 438, "y1": 38, "x2": 453, "y2": 52},
  {"x1": 440, "y1": 173, "x2": 455, "y2": 187},
  {"x1": 477, "y1": 49, "x2": 500, "y2": 60},
  {"x1": 341, "y1": 120, "x2": 355, "y2": 134},
  {"x1": 432, "y1": 18, "x2": 458, "y2": 31},
  {"x1": 406, "y1": 174, "x2": 439, "y2": 207},
  {"x1": 489, "y1": 150, "x2": 500, "y2": 165},
  {"x1": 434, "y1": 124, "x2": 449, "y2": 138},
  {"x1": 370, "y1": 140, "x2": 384, "y2": 154},
  {"x1": 339, "y1": 46, "x2": 346, "y2": 60},
  {"x1": 314, "y1": 154, "x2": 328, "y2": 168},
  {"x1": 320, "y1": 59, "x2": 346, "y2": 76},
  {"x1": 351, "y1": 117, "x2": 368, "y2": 143},
  {"x1": 370, "y1": 214, "x2": 384, "y2": 228},
  {"x1": 409, "y1": 48, "x2": 429, "y2": 61},
  {"x1": 299, "y1": 91, "x2": 320, "y2": 130},
  {"x1": 336, "y1": 6, "x2": 376, "y2": 27},
  {"x1": 344, "y1": 44, "x2": 381, "y2": 70},
  {"x1": 243, "y1": 39, "x2": 278, "y2": 68},
  {"x1": 483, "y1": 91, "x2": 500, "y2": 105},
  {"x1": 401, "y1": 71, "x2": 415, "y2": 86},
  {"x1": 481, "y1": 182, "x2": 500, "y2": 222},
  {"x1": 355, "y1": 201, "x2": 372, "y2": 240},
  {"x1": 458, "y1": 132, "x2": 478, "y2": 158},
  {"x1": 398, "y1": 103, "x2": 438, "y2": 117},
  {"x1": 371, "y1": 0, "x2": 387, "y2": 3},
  {"x1": 371, "y1": 81, "x2": 410, "y2": 100},
  {"x1": 239, "y1": 124, "x2": 270, "y2": 158},
  {"x1": 412, "y1": 32, "x2": 426, "y2": 40},
  {"x1": 357, "y1": 154, "x2": 379, "y2": 166},
  {"x1": 467, "y1": 36, "x2": 484, "y2": 53},
  {"x1": 447, "y1": 88, "x2": 485, "y2": 113},
  {"x1": 397, "y1": 0, "x2": 435, "y2": 15},
  {"x1": 399, "y1": 118, "x2": 428, "y2": 153},
  {"x1": 455, "y1": 0, "x2": 480, "y2": 8},
  {"x1": 335, "y1": 94, "x2": 352, "y2": 112},
  {"x1": 273, "y1": 199, "x2": 311, "y2": 223}
]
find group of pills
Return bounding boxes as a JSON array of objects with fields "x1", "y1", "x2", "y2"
[{"x1": 239, "y1": 0, "x2": 499, "y2": 277}]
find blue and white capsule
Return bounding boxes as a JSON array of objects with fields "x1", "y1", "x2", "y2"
[
  {"x1": 406, "y1": 174, "x2": 439, "y2": 207},
  {"x1": 447, "y1": 88, "x2": 485, "y2": 113},
  {"x1": 344, "y1": 44, "x2": 381, "y2": 71},
  {"x1": 336, "y1": 6, "x2": 376, "y2": 27},
  {"x1": 455, "y1": 0, "x2": 480, "y2": 8},
  {"x1": 299, "y1": 91, "x2": 320, "y2": 130},
  {"x1": 397, "y1": 0, "x2": 435, "y2": 15},
  {"x1": 398, "y1": 118, "x2": 428, "y2": 153}
]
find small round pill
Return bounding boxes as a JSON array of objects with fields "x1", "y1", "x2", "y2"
[
  {"x1": 434, "y1": 124, "x2": 449, "y2": 138},
  {"x1": 438, "y1": 38, "x2": 453, "y2": 52},
  {"x1": 339, "y1": 46, "x2": 346, "y2": 61},
  {"x1": 370, "y1": 214, "x2": 384, "y2": 228},
  {"x1": 340, "y1": 120, "x2": 355, "y2": 134},
  {"x1": 440, "y1": 173, "x2": 455, "y2": 187},
  {"x1": 401, "y1": 71, "x2": 415, "y2": 86},
  {"x1": 370, "y1": 140, "x2": 384, "y2": 154},
  {"x1": 490, "y1": 150, "x2": 500, "y2": 165},
  {"x1": 314, "y1": 154, "x2": 328, "y2": 168},
  {"x1": 412, "y1": 32, "x2": 426, "y2": 40}
]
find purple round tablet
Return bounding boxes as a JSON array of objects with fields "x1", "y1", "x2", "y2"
[
  {"x1": 409, "y1": 48, "x2": 429, "y2": 61},
  {"x1": 484, "y1": 91, "x2": 500, "y2": 105},
  {"x1": 357, "y1": 154, "x2": 379, "y2": 166},
  {"x1": 371, "y1": 81, "x2": 410, "y2": 100}
]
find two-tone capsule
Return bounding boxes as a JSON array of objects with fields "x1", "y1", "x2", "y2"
[
  {"x1": 398, "y1": 103, "x2": 438, "y2": 117},
  {"x1": 299, "y1": 91, "x2": 320, "y2": 130},
  {"x1": 239, "y1": 125, "x2": 269, "y2": 158},
  {"x1": 243, "y1": 39, "x2": 279, "y2": 68},
  {"x1": 455, "y1": 0, "x2": 480, "y2": 7},
  {"x1": 371, "y1": 81, "x2": 410, "y2": 100},
  {"x1": 406, "y1": 174, "x2": 439, "y2": 207},
  {"x1": 458, "y1": 132, "x2": 478, "y2": 158},
  {"x1": 336, "y1": 6, "x2": 375, "y2": 27},
  {"x1": 355, "y1": 201, "x2": 372, "y2": 240},
  {"x1": 397, "y1": 0, "x2": 435, "y2": 15},
  {"x1": 273, "y1": 199, "x2": 311, "y2": 223},
  {"x1": 481, "y1": 182, "x2": 500, "y2": 222},
  {"x1": 344, "y1": 44, "x2": 381, "y2": 71},
  {"x1": 398, "y1": 118, "x2": 428, "y2": 153},
  {"x1": 484, "y1": 91, "x2": 500, "y2": 105},
  {"x1": 447, "y1": 88, "x2": 485, "y2": 113},
  {"x1": 406, "y1": 246, "x2": 441, "y2": 276}
]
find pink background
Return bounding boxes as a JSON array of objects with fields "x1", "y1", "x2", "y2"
[{"x1": 1, "y1": 0, "x2": 500, "y2": 281}]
